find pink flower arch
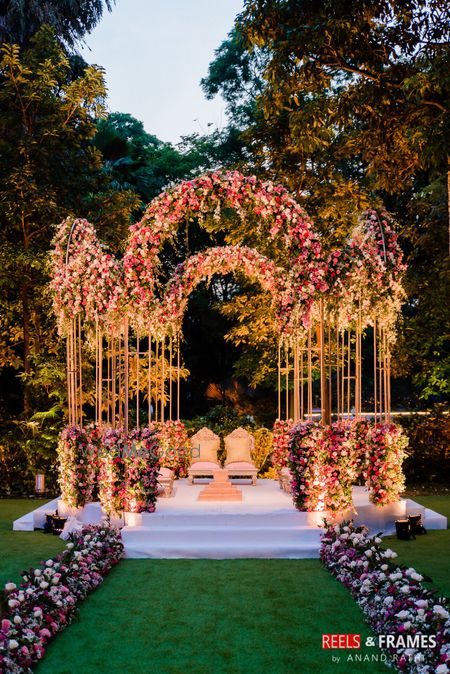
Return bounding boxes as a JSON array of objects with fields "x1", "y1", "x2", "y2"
[
  {"x1": 123, "y1": 170, "x2": 327, "y2": 324},
  {"x1": 151, "y1": 245, "x2": 297, "y2": 338},
  {"x1": 49, "y1": 173, "x2": 405, "y2": 338},
  {"x1": 50, "y1": 218, "x2": 123, "y2": 334}
]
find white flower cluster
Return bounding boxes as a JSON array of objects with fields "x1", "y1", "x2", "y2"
[
  {"x1": 320, "y1": 521, "x2": 450, "y2": 674},
  {"x1": 0, "y1": 525, "x2": 124, "y2": 673}
]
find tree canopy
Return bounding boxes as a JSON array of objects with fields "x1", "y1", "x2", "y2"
[
  {"x1": 0, "y1": 0, "x2": 114, "y2": 47},
  {"x1": 0, "y1": 27, "x2": 139, "y2": 416},
  {"x1": 200, "y1": 0, "x2": 450, "y2": 403}
]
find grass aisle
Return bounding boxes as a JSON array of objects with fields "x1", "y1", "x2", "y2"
[
  {"x1": 3, "y1": 496, "x2": 449, "y2": 674},
  {"x1": 35, "y1": 558, "x2": 386, "y2": 674}
]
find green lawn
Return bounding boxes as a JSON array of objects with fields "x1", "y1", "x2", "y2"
[
  {"x1": 37, "y1": 559, "x2": 388, "y2": 674},
  {"x1": 1, "y1": 500, "x2": 386, "y2": 674},
  {"x1": 1, "y1": 496, "x2": 449, "y2": 674},
  {"x1": 0, "y1": 499, "x2": 64, "y2": 587},
  {"x1": 385, "y1": 494, "x2": 450, "y2": 596}
]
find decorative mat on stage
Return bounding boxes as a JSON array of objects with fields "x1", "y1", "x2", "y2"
[{"x1": 197, "y1": 471, "x2": 242, "y2": 501}]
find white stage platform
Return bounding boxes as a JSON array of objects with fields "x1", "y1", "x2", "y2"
[{"x1": 13, "y1": 482, "x2": 447, "y2": 559}]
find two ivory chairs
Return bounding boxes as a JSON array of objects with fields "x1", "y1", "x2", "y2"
[{"x1": 188, "y1": 427, "x2": 258, "y2": 485}]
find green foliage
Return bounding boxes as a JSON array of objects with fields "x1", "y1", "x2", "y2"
[
  {"x1": 0, "y1": 28, "x2": 137, "y2": 416},
  {"x1": 0, "y1": 0, "x2": 114, "y2": 48},
  {"x1": 251, "y1": 427, "x2": 273, "y2": 473},
  {"x1": 239, "y1": 0, "x2": 450, "y2": 185},
  {"x1": 399, "y1": 409, "x2": 450, "y2": 485},
  {"x1": 393, "y1": 177, "x2": 450, "y2": 400},
  {"x1": 184, "y1": 404, "x2": 256, "y2": 438},
  {"x1": 201, "y1": 27, "x2": 266, "y2": 129},
  {"x1": 95, "y1": 113, "x2": 191, "y2": 208},
  {"x1": 201, "y1": 0, "x2": 450, "y2": 403},
  {"x1": 0, "y1": 435, "x2": 30, "y2": 496},
  {"x1": 0, "y1": 419, "x2": 60, "y2": 495}
]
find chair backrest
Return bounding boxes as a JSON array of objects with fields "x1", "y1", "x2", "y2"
[
  {"x1": 224, "y1": 427, "x2": 254, "y2": 465},
  {"x1": 189, "y1": 427, "x2": 220, "y2": 464}
]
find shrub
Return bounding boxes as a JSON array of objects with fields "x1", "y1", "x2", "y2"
[
  {"x1": 251, "y1": 428, "x2": 273, "y2": 473},
  {"x1": 0, "y1": 420, "x2": 60, "y2": 496},
  {"x1": 184, "y1": 404, "x2": 255, "y2": 438},
  {"x1": 0, "y1": 435, "x2": 32, "y2": 496},
  {"x1": 398, "y1": 410, "x2": 450, "y2": 485}
]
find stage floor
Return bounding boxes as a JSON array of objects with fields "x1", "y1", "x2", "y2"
[
  {"x1": 13, "y1": 481, "x2": 448, "y2": 559},
  {"x1": 135, "y1": 478, "x2": 300, "y2": 514}
]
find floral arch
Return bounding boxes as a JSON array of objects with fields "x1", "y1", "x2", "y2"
[
  {"x1": 50, "y1": 171, "x2": 405, "y2": 432},
  {"x1": 123, "y1": 170, "x2": 325, "y2": 325},
  {"x1": 153, "y1": 245, "x2": 295, "y2": 339}
]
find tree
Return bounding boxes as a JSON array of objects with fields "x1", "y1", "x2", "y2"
[
  {"x1": 94, "y1": 113, "x2": 201, "y2": 207},
  {"x1": 201, "y1": 27, "x2": 266, "y2": 130},
  {"x1": 0, "y1": 27, "x2": 136, "y2": 416},
  {"x1": 392, "y1": 177, "x2": 450, "y2": 401},
  {"x1": 0, "y1": 0, "x2": 114, "y2": 48},
  {"x1": 199, "y1": 1, "x2": 450, "y2": 403},
  {"x1": 238, "y1": 0, "x2": 450, "y2": 229}
]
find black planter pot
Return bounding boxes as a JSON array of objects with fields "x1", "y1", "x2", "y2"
[
  {"x1": 51, "y1": 515, "x2": 67, "y2": 535},
  {"x1": 44, "y1": 512, "x2": 55, "y2": 534},
  {"x1": 395, "y1": 518, "x2": 415, "y2": 541}
]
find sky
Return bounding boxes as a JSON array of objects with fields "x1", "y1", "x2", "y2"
[{"x1": 80, "y1": 0, "x2": 244, "y2": 145}]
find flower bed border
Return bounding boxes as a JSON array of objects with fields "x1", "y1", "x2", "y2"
[
  {"x1": 0, "y1": 525, "x2": 124, "y2": 673},
  {"x1": 320, "y1": 521, "x2": 450, "y2": 673}
]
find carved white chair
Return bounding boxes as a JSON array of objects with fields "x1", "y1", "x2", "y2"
[
  {"x1": 188, "y1": 427, "x2": 221, "y2": 484},
  {"x1": 224, "y1": 427, "x2": 258, "y2": 485},
  {"x1": 158, "y1": 467, "x2": 174, "y2": 497},
  {"x1": 279, "y1": 467, "x2": 292, "y2": 494}
]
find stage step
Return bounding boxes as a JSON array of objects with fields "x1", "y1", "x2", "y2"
[
  {"x1": 121, "y1": 522, "x2": 323, "y2": 559},
  {"x1": 12, "y1": 483, "x2": 447, "y2": 559},
  {"x1": 123, "y1": 511, "x2": 326, "y2": 528},
  {"x1": 123, "y1": 542, "x2": 321, "y2": 559}
]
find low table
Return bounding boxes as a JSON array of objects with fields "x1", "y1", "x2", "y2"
[{"x1": 197, "y1": 470, "x2": 243, "y2": 501}]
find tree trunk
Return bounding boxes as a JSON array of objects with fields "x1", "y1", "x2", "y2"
[
  {"x1": 447, "y1": 162, "x2": 450, "y2": 255},
  {"x1": 21, "y1": 282, "x2": 31, "y2": 417}
]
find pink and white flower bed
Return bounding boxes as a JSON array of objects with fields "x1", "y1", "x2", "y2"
[
  {"x1": 0, "y1": 525, "x2": 123, "y2": 673},
  {"x1": 58, "y1": 423, "x2": 187, "y2": 516},
  {"x1": 321, "y1": 521, "x2": 450, "y2": 673}
]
